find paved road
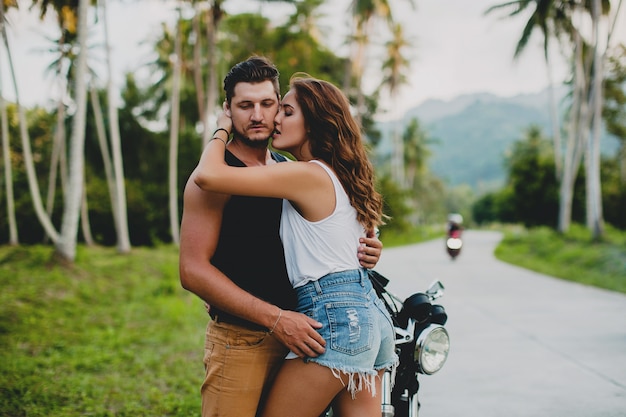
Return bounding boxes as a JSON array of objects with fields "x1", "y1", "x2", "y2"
[{"x1": 374, "y1": 230, "x2": 626, "y2": 417}]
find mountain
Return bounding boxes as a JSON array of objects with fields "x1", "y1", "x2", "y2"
[{"x1": 375, "y1": 88, "x2": 619, "y2": 191}]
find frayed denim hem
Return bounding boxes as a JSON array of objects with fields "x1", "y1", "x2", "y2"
[{"x1": 306, "y1": 356, "x2": 399, "y2": 399}]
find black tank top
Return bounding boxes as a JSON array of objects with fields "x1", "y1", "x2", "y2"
[{"x1": 210, "y1": 150, "x2": 297, "y2": 323}]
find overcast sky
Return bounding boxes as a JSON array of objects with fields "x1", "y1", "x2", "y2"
[{"x1": 3, "y1": 0, "x2": 625, "y2": 119}]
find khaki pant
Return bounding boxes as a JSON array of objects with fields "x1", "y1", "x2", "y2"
[{"x1": 201, "y1": 320, "x2": 288, "y2": 417}]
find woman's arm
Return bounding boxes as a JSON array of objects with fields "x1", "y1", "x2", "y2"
[
  {"x1": 193, "y1": 137, "x2": 318, "y2": 200},
  {"x1": 192, "y1": 122, "x2": 337, "y2": 224}
]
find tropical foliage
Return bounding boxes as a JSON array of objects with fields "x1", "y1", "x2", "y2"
[
  {"x1": 472, "y1": 124, "x2": 626, "y2": 230},
  {"x1": 486, "y1": 0, "x2": 625, "y2": 239},
  {"x1": 1, "y1": 0, "x2": 625, "y2": 260}
]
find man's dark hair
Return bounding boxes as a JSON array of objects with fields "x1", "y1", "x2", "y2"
[{"x1": 223, "y1": 56, "x2": 281, "y2": 104}]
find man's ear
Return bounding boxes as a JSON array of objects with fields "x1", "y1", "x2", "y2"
[{"x1": 224, "y1": 101, "x2": 231, "y2": 117}]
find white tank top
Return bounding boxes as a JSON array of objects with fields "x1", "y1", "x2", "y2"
[{"x1": 280, "y1": 160, "x2": 365, "y2": 288}]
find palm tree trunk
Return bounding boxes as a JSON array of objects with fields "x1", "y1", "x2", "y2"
[
  {"x1": 202, "y1": 3, "x2": 221, "y2": 148},
  {"x1": 44, "y1": 31, "x2": 70, "y2": 244},
  {"x1": 353, "y1": 27, "x2": 367, "y2": 127},
  {"x1": 56, "y1": 0, "x2": 90, "y2": 261},
  {"x1": 192, "y1": 9, "x2": 205, "y2": 131},
  {"x1": 0, "y1": 90, "x2": 18, "y2": 245},
  {"x1": 80, "y1": 176, "x2": 94, "y2": 246},
  {"x1": 44, "y1": 87, "x2": 66, "y2": 243},
  {"x1": 169, "y1": 11, "x2": 183, "y2": 246},
  {"x1": 102, "y1": 0, "x2": 131, "y2": 253},
  {"x1": 1, "y1": 10, "x2": 59, "y2": 243},
  {"x1": 585, "y1": 0, "x2": 605, "y2": 239},
  {"x1": 558, "y1": 31, "x2": 587, "y2": 234},
  {"x1": 545, "y1": 53, "x2": 563, "y2": 181},
  {"x1": 90, "y1": 85, "x2": 120, "y2": 228},
  {"x1": 0, "y1": 2, "x2": 17, "y2": 246}
]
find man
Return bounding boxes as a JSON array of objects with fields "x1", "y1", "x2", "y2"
[{"x1": 179, "y1": 56, "x2": 382, "y2": 417}]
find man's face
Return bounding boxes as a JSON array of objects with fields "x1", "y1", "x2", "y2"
[{"x1": 226, "y1": 80, "x2": 279, "y2": 148}]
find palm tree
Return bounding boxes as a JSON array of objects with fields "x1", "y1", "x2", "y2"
[
  {"x1": 40, "y1": 20, "x2": 75, "y2": 243},
  {"x1": 89, "y1": 84, "x2": 119, "y2": 236},
  {"x1": 284, "y1": 0, "x2": 324, "y2": 40},
  {"x1": 380, "y1": 22, "x2": 410, "y2": 186},
  {"x1": 201, "y1": 1, "x2": 225, "y2": 147},
  {"x1": 402, "y1": 117, "x2": 434, "y2": 190},
  {"x1": 169, "y1": 8, "x2": 183, "y2": 245},
  {"x1": 345, "y1": 0, "x2": 416, "y2": 125},
  {"x1": 487, "y1": 0, "x2": 618, "y2": 239},
  {"x1": 346, "y1": 0, "x2": 393, "y2": 124},
  {"x1": 56, "y1": 0, "x2": 89, "y2": 261},
  {"x1": 485, "y1": 0, "x2": 572, "y2": 180},
  {"x1": 0, "y1": 1, "x2": 18, "y2": 245},
  {"x1": 603, "y1": 44, "x2": 626, "y2": 182},
  {"x1": 101, "y1": 0, "x2": 131, "y2": 253},
  {"x1": 402, "y1": 117, "x2": 440, "y2": 225},
  {"x1": 80, "y1": 176, "x2": 94, "y2": 245},
  {"x1": 0, "y1": 80, "x2": 18, "y2": 245},
  {"x1": 1, "y1": 2, "x2": 60, "y2": 245}
]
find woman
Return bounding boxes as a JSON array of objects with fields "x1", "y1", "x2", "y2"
[{"x1": 193, "y1": 74, "x2": 397, "y2": 417}]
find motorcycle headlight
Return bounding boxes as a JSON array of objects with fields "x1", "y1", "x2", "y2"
[
  {"x1": 414, "y1": 324, "x2": 450, "y2": 375},
  {"x1": 446, "y1": 238, "x2": 462, "y2": 250}
]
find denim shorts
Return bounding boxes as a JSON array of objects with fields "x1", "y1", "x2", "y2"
[{"x1": 288, "y1": 268, "x2": 398, "y2": 396}]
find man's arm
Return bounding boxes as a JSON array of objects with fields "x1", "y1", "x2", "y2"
[{"x1": 179, "y1": 175, "x2": 325, "y2": 358}]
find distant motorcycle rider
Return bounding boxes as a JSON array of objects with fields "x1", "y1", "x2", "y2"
[{"x1": 446, "y1": 213, "x2": 463, "y2": 235}]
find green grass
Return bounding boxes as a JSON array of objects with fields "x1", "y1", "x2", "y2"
[
  {"x1": 494, "y1": 224, "x2": 626, "y2": 294},
  {"x1": 0, "y1": 245, "x2": 207, "y2": 416}
]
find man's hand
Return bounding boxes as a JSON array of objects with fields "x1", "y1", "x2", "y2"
[
  {"x1": 271, "y1": 310, "x2": 326, "y2": 358},
  {"x1": 358, "y1": 230, "x2": 383, "y2": 269}
]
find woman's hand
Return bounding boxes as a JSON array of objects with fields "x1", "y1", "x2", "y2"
[
  {"x1": 358, "y1": 229, "x2": 383, "y2": 269},
  {"x1": 214, "y1": 105, "x2": 232, "y2": 137}
]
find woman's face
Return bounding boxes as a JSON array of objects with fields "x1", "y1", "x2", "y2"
[{"x1": 272, "y1": 90, "x2": 308, "y2": 159}]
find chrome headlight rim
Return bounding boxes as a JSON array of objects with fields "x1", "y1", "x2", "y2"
[{"x1": 414, "y1": 324, "x2": 450, "y2": 375}]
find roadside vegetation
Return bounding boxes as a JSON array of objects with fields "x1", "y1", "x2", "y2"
[{"x1": 494, "y1": 224, "x2": 626, "y2": 294}]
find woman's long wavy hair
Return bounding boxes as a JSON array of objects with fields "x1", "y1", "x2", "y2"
[{"x1": 289, "y1": 74, "x2": 385, "y2": 231}]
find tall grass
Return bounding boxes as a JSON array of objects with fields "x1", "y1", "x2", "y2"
[{"x1": 0, "y1": 245, "x2": 207, "y2": 416}]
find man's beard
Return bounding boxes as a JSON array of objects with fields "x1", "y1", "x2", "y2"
[{"x1": 234, "y1": 128, "x2": 271, "y2": 149}]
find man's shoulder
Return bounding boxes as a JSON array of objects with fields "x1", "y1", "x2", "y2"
[{"x1": 183, "y1": 170, "x2": 229, "y2": 206}]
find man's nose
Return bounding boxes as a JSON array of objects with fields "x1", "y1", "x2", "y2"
[{"x1": 251, "y1": 104, "x2": 263, "y2": 121}]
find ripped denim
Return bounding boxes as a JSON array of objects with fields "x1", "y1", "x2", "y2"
[{"x1": 287, "y1": 268, "x2": 399, "y2": 398}]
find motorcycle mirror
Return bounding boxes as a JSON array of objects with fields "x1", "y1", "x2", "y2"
[{"x1": 425, "y1": 281, "x2": 445, "y2": 299}]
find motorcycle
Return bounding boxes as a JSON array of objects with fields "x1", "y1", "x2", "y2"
[
  {"x1": 323, "y1": 270, "x2": 450, "y2": 417},
  {"x1": 445, "y1": 228, "x2": 463, "y2": 260},
  {"x1": 445, "y1": 214, "x2": 463, "y2": 260}
]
